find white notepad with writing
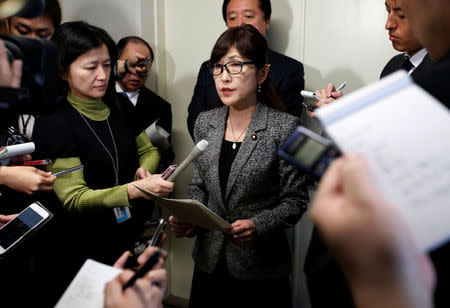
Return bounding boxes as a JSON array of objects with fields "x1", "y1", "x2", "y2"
[
  {"x1": 55, "y1": 259, "x2": 121, "y2": 308},
  {"x1": 316, "y1": 71, "x2": 450, "y2": 251}
]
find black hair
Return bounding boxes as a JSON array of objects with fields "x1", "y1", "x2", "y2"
[
  {"x1": 117, "y1": 36, "x2": 154, "y2": 62},
  {"x1": 43, "y1": 0, "x2": 61, "y2": 30},
  {"x1": 210, "y1": 24, "x2": 283, "y2": 111},
  {"x1": 51, "y1": 21, "x2": 118, "y2": 98},
  {"x1": 222, "y1": 0, "x2": 271, "y2": 23},
  {"x1": 7, "y1": 0, "x2": 61, "y2": 32}
]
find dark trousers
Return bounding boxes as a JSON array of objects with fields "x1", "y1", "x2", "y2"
[{"x1": 189, "y1": 264, "x2": 292, "y2": 308}]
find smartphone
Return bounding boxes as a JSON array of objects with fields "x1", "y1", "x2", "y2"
[
  {"x1": 278, "y1": 126, "x2": 341, "y2": 180},
  {"x1": 161, "y1": 164, "x2": 177, "y2": 180},
  {"x1": 125, "y1": 218, "x2": 166, "y2": 270},
  {"x1": 0, "y1": 202, "x2": 53, "y2": 256}
]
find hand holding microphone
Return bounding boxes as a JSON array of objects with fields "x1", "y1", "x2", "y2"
[
  {"x1": 0, "y1": 142, "x2": 35, "y2": 166},
  {"x1": 163, "y1": 139, "x2": 208, "y2": 182}
]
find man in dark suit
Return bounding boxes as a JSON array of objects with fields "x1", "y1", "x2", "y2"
[
  {"x1": 306, "y1": 0, "x2": 450, "y2": 307},
  {"x1": 380, "y1": 0, "x2": 431, "y2": 78},
  {"x1": 116, "y1": 36, "x2": 174, "y2": 171},
  {"x1": 402, "y1": 1, "x2": 450, "y2": 307},
  {"x1": 305, "y1": 1, "x2": 435, "y2": 307},
  {"x1": 186, "y1": 0, "x2": 305, "y2": 139}
]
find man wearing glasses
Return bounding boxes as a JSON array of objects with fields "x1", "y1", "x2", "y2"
[
  {"x1": 187, "y1": 0, "x2": 305, "y2": 139},
  {"x1": 116, "y1": 36, "x2": 174, "y2": 172}
]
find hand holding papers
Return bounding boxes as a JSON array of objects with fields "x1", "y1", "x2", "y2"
[
  {"x1": 315, "y1": 71, "x2": 450, "y2": 251},
  {"x1": 134, "y1": 184, "x2": 231, "y2": 232}
]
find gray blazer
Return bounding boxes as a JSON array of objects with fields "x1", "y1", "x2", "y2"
[{"x1": 188, "y1": 103, "x2": 309, "y2": 280}]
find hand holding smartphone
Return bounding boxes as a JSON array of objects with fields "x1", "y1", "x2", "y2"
[
  {"x1": 124, "y1": 218, "x2": 166, "y2": 270},
  {"x1": 0, "y1": 202, "x2": 53, "y2": 256}
]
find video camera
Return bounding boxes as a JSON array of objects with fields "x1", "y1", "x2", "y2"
[{"x1": 0, "y1": 35, "x2": 57, "y2": 115}]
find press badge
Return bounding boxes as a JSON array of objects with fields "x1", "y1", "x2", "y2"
[{"x1": 114, "y1": 207, "x2": 132, "y2": 224}]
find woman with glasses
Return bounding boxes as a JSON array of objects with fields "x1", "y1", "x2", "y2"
[
  {"x1": 169, "y1": 24, "x2": 309, "y2": 308},
  {"x1": 33, "y1": 21, "x2": 173, "y2": 281}
]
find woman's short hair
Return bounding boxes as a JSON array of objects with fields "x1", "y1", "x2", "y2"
[
  {"x1": 209, "y1": 24, "x2": 283, "y2": 110},
  {"x1": 51, "y1": 21, "x2": 117, "y2": 97}
]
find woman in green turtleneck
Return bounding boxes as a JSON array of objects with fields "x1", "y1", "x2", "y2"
[{"x1": 34, "y1": 21, "x2": 173, "y2": 266}]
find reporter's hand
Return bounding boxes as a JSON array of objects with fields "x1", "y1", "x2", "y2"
[
  {"x1": 9, "y1": 154, "x2": 32, "y2": 164},
  {"x1": 127, "y1": 174, "x2": 173, "y2": 199},
  {"x1": 307, "y1": 83, "x2": 343, "y2": 118},
  {"x1": 104, "y1": 268, "x2": 166, "y2": 308},
  {"x1": 0, "y1": 40, "x2": 22, "y2": 88},
  {"x1": 0, "y1": 166, "x2": 56, "y2": 194},
  {"x1": 0, "y1": 214, "x2": 18, "y2": 228},
  {"x1": 135, "y1": 167, "x2": 151, "y2": 180},
  {"x1": 230, "y1": 219, "x2": 256, "y2": 247},
  {"x1": 310, "y1": 153, "x2": 435, "y2": 308},
  {"x1": 114, "y1": 246, "x2": 167, "y2": 270},
  {"x1": 169, "y1": 215, "x2": 195, "y2": 238}
]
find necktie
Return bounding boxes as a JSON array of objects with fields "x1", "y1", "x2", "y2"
[{"x1": 402, "y1": 56, "x2": 414, "y2": 72}]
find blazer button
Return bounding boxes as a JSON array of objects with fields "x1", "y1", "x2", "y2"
[{"x1": 251, "y1": 133, "x2": 257, "y2": 141}]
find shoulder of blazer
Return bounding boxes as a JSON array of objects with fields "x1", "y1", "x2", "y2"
[
  {"x1": 268, "y1": 49, "x2": 303, "y2": 69},
  {"x1": 380, "y1": 53, "x2": 405, "y2": 78},
  {"x1": 137, "y1": 86, "x2": 171, "y2": 108},
  {"x1": 194, "y1": 106, "x2": 227, "y2": 140},
  {"x1": 411, "y1": 53, "x2": 433, "y2": 77},
  {"x1": 266, "y1": 107, "x2": 301, "y2": 137}
]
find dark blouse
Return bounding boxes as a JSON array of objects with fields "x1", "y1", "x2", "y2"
[{"x1": 219, "y1": 139, "x2": 241, "y2": 203}]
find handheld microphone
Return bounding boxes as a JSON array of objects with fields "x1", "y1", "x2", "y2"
[
  {"x1": 0, "y1": 142, "x2": 35, "y2": 165},
  {"x1": 166, "y1": 139, "x2": 208, "y2": 182}
]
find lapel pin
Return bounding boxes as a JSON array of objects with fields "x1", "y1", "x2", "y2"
[{"x1": 251, "y1": 133, "x2": 258, "y2": 141}]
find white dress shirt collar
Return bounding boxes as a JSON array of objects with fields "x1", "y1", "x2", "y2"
[
  {"x1": 115, "y1": 82, "x2": 141, "y2": 106},
  {"x1": 406, "y1": 48, "x2": 428, "y2": 75}
]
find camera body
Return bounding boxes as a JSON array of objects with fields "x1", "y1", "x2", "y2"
[{"x1": 0, "y1": 35, "x2": 58, "y2": 115}]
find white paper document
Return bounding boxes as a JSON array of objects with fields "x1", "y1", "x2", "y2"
[
  {"x1": 316, "y1": 71, "x2": 450, "y2": 251},
  {"x1": 134, "y1": 184, "x2": 232, "y2": 232},
  {"x1": 55, "y1": 259, "x2": 121, "y2": 308}
]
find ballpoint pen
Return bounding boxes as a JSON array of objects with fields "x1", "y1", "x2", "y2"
[
  {"x1": 336, "y1": 82, "x2": 347, "y2": 92},
  {"x1": 301, "y1": 82, "x2": 348, "y2": 111}
]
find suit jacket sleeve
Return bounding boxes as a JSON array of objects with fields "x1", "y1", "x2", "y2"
[
  {"x1": 278, "y1": 62, "x2": 305, "y2": 117},
  {"x1": 250, "y1": 115, "x2": 309, "y2": 237}
]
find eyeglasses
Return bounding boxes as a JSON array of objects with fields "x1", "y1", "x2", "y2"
[{"x1": 210, "y1": 61, "x2": 254, "y2": 76}]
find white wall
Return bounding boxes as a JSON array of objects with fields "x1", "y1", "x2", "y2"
[
  {"x1": 60, "y1": 0, "x2": 398, "y2": 306},
  {"x1": 61, "y1": 0, "x2": 142, "y2": 41}
]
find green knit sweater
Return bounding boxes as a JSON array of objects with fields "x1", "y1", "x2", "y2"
[{"x1": 47, "y1": 92, "x2": 160, "y2": 212}]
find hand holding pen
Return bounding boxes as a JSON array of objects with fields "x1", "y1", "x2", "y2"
[
  {"x1": 302, "y1": 82, "x2": 346, "y2": 115},
  {"x1": 107, "y1": 246, "x2": 167, "y2": 307}
]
